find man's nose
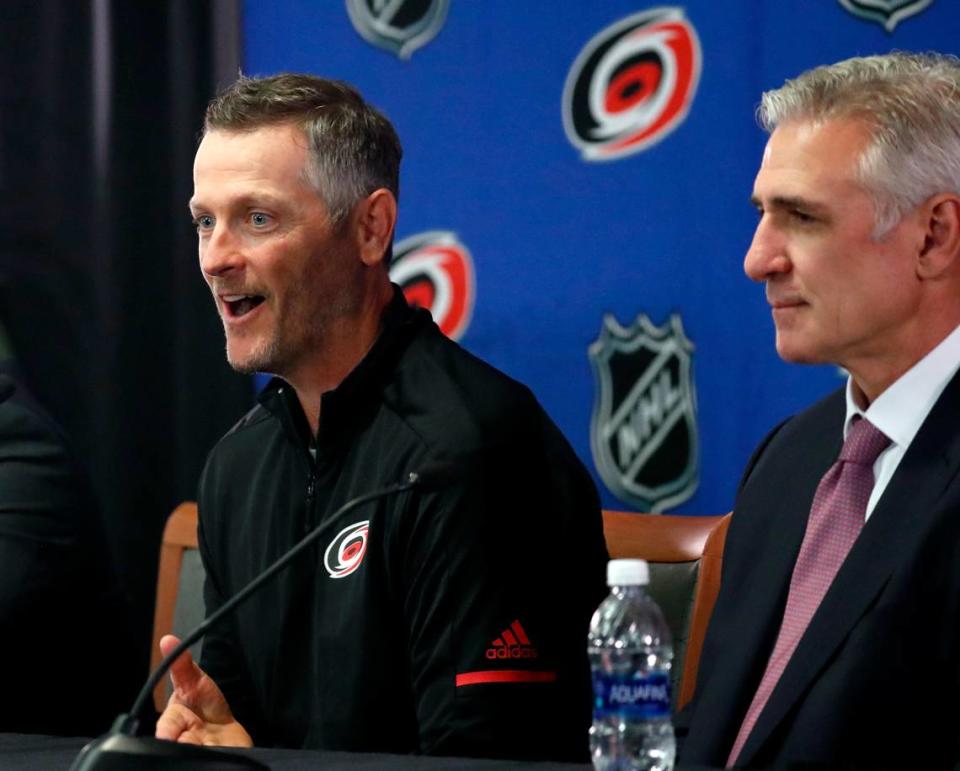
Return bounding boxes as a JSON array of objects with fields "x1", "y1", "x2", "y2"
[
  {"x1": 743, "y1": 217, "x2": 790, "y2": 282},
  {"x1": 199, "y1": 224, "x2": 244, "y2": 278}
]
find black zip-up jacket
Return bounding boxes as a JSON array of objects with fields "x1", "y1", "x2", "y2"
[{"x1": 198, "y1": 290, "x2": 608, "y2": 760}]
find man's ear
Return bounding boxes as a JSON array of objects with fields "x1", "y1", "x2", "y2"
[
  {"x1": 353, "y1": 189, "x2": 397, "y2": 267},
  {"x1": 917, "y1": 193, "x2": 960, "y2": 280}
]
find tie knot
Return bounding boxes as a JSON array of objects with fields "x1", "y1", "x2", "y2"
[{"x1": 839, "y1": 416, "x2": 891, "y2": 466}]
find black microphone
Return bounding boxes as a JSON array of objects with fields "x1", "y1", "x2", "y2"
[
  {"x1": 404, "y1": 460, "x2": 458, "y2": 491},
  {"x1": 69, "y1": 463, "x2": 456, "y2": 771}
]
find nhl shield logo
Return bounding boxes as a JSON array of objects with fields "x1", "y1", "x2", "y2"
[
  {"x1": 837, "y1": 0, "x2": 934, "y2": 31},
  {"x1": 346, "y1": 0, "x2": 449, "y2": 59},
  {"x1": 589, "y1": 313, "x2": 698, "y2": 512}
]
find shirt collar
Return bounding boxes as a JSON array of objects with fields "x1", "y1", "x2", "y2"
[
  {"x1": 844, "y1": 321, "x2": 960, "y2": 450},
  {"x1": 258, "y1": 285, "x2": 430, "y2": 454}
]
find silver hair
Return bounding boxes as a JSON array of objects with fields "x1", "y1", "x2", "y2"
[{"x1": 758, "y1": 52, "x2": 960, "y2": 236}]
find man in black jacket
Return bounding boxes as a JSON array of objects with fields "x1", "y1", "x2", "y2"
[
  {"x1": 155, "y1": 74, "x2": 608, "y2": 760},
  {"x1": 0, "y1": 366, "x2": 137, "y2": 735}
]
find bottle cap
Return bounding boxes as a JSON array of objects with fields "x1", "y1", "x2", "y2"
[{"x1": 607, "y1": 558, "x2": 650, "y2": 586}]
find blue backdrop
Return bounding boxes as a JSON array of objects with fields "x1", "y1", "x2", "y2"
[{"x1": 243, "y1": 0, "x2": 957, "y2": 514}]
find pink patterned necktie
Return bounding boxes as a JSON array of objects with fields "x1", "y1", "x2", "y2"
[{"x1": 726, "y1": 416, "x2": 891, "y2": 768}]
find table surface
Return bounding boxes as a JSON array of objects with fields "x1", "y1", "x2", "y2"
[
  {"x1": 0, "y1": 733, "x2": 720, "y2": 770},
  {"x1": 0, "y1": 733, "x2": 581, "y2": 770}
]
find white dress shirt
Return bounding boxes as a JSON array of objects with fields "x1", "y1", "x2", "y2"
[{"x1": 842, "y1": 322, "x2": 960, "y2": 519}]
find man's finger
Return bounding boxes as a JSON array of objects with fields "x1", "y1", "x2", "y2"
[
  {"x1": 159, "y1": 634, "x2": 203, "y2": 695},
  {"x1": 158, "y1": 633, "x2": 182, "y2": 658},
  {"x1": 155, "y1": 702, "x2": 202, "y2": 744}
]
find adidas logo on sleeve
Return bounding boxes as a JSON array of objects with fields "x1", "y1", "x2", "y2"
[
  {"x1": 486, "y1": 619, "x2": 539, "y2": 659},
  {"x1": 456, "y1": 618, "x2": 557, "y2": 687}
]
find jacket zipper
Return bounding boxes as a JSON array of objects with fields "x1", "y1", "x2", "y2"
[
  {"x1": 305, "y1": 451, "x2": 318, "y2": 536},
  {"x1": 305, "y1": 475, "x2": 318, "y2": 535}
]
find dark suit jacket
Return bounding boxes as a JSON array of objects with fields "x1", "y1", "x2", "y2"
[
  {"x1": 678, "y1": 372, "x2": 960, "y2": 770},
  {"x1": 0, "y1": 373, "x2": 138, "y2": 735}
]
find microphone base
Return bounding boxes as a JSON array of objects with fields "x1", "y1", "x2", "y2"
[{"x1": 69, "y1": 733, "x2": 269, "y2": 770}]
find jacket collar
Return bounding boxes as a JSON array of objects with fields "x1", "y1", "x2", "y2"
[{"x1": 257, "y1": 286, "x2": 430, "y2": 457}]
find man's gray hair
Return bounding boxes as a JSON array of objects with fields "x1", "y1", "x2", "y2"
[
  {"x1": 758, "y1": 52, "x2": 960, "y2": 235},
  {"x1": 204, "y1": 74, "x2": 402, "y2": 231}
]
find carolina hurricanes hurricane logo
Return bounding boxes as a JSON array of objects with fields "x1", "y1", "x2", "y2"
[
  {"x1": 563, "y1": 8, "x2": 701, "y2": 161},
  {"x1": 390, "y1": 231, "x2": 475, "y2": 340},
  {"x1": 323, "y1": 520, "x2": 369, "y2": 579}
]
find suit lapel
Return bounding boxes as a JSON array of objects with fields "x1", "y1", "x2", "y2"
[
  {"x1": 738, "y1": 371, "x2": 960, "y2": 765},
  {"x1": 685, "y1": 395, "x2": 842, "y2": 762}
]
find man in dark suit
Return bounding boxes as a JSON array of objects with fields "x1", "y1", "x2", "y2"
[
  {"x1": 0, "y1": 366, "x2": 138, "y2": 735},
  {"x1": 678, "y1": 52, "x2": 960, "y2": 769}
]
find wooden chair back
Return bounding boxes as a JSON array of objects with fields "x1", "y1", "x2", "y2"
[
  {"x1": 601, "y1": 510, "x2": 732, "y2": 710},
  {"x1": 151, "y1": 501, "x2": 199, "y2": 712}
]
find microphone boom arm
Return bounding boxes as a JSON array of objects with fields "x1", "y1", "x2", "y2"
[{"x1": 124, "y1": 477, "x2": 416, "y2": 733}]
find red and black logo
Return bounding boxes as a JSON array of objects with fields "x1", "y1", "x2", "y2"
[
  {"x1": 390, "y1": 231, "x2": 475, "y2": 340},
  {"x1": 323, "y1": 520, "x2": 369, "y2": 579},
  {"x1": 562, "y1": 8, "x2": 701, "y2": 161}
]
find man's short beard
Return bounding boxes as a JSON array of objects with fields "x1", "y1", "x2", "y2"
[
  {"x1": 219, "y1": 278, "x2": 360, "y2": 378},
  {"x1": 225, "y1": 335, "x2": 284, "y2": 376},
  {"x1": 224, "y1": 319, "x2": 329, "y2": 378}
]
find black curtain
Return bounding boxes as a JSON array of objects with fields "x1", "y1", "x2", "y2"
[{"x1": 0, "y1": 1, "x2": 251, "y2": 676}]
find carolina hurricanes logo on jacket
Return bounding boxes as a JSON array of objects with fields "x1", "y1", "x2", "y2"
[
  {"x1": 562, "y1": 7, "x2": 701, "y2": 160},
  {"x1": 390, "y1": 231, "x2": 475, "y2": 340},
  {"x1": 323, "y1": 520, "x2": 369, "y2": 578}
]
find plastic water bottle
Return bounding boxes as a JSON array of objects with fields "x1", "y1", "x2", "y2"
[{"x1": 589, "y1": 558, "x2": 676, "y2": 771}]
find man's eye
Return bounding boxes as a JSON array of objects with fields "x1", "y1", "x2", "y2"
[
  {"x1": 790, "y1": 209, "x2": 816, "y2": 224},
  {"x1": 250, "y1": 212, "x2": 271, "y2": 227},
  {"x1": 193, "y1": 215, "x2": 214, "y2": 230}
]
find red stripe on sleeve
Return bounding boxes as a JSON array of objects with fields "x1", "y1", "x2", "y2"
[{"x1": 455, "y1": 670, "x2": 558, "y2": 687}]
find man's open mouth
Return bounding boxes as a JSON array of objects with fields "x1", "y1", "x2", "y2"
[{"x1": 222, "y1": 294, "x2": 266, "y2": 318}]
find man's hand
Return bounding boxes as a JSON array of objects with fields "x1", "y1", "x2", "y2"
[{"x1": 154, "y1": 634, "x2": 253, "y2": 747}]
